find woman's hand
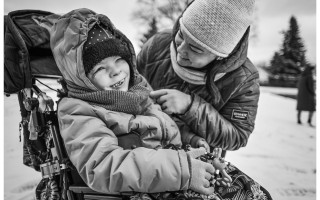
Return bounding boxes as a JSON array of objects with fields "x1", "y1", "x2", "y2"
[{"x1": 150, "y1": 89, "x2": 192, "y2": 115}]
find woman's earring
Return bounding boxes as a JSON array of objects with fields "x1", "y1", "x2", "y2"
[{"x1": 216, "y1": 57, "x2": 223, "y2": 61}]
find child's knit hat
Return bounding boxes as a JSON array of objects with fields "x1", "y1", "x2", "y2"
[
  {"x1": 82, "y1": 23, "x2": 133, "y2": 76},
  {"x1": 180, "y1": 0, "x2": 255, "y2": 57}
]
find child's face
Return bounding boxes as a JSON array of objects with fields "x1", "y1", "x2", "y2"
[{"x1": 87, "y1": 56, "x2": 130, "y2": 91}]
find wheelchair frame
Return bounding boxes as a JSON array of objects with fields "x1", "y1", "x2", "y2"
[{"x1": 16, "y1": 75, "x2": 130, "y2": 200}]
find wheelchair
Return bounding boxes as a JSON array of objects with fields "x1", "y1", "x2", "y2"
[{"x1": 4, "y1": 9, "x2": 132, "y2": 200}]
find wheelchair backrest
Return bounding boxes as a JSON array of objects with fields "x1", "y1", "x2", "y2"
[{"x1": 4, "y1": 9, "x2": 62, "y2": 94}]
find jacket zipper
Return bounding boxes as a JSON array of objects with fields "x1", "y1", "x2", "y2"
[{"x1": 180, "y1": 81, "x2": 189, "y2": 93}]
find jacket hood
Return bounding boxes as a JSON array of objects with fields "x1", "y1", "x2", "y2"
[{"x1": 41, "y1": 8, "x2": 137, "y2": 91}]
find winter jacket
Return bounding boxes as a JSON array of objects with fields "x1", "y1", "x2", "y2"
[
  {"x1": 46, "y1": 9, "x2": 191, "y2": 194},
  {"x1": 58, "y1": 97, "x2": 190, "y2": 193},
  {"x1": 297, "y1": 67, "x2": 316, "y2": 111},
  {"x1": 137, "y1": 30, "x2": 260, "y2": 151}
]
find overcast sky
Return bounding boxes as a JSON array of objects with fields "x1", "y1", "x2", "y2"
[{"x1": 4, "y1": 0, "x2": 317, "y2": 65}]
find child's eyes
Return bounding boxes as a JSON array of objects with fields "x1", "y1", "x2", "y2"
[
  {"x1": 96, "y1": 67, "x2": 104, "y2": 72},
  {"x1": 115, "y1": 57, "x2": 124, "y2": 62},
  {"x1": 91, "y1": 67, "x2": 104, "y2": 77}
]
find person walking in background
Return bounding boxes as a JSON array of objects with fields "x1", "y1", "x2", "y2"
[
  {"x1": 297, "y1": 66, "x2": 316, "y2": 126},
  {"x1": 137, "y1": 0, "x2": 260, "y2": 152}
]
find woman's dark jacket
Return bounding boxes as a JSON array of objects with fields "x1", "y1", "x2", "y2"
[
  {"x1": 297, "y1": 67, "x2": 316, "y2": 111},
  {"x1": 137, "y1": 30, "x2": 260, "y2": 150}
]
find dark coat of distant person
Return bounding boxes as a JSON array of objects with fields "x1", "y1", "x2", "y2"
[{"x1": 297, "y1": 67, "x2": 316, "y2": 111}]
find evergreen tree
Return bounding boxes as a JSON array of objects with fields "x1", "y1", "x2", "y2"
[
  {"x1": 268, "y1": 16, "x2": 307, "y2": 76},
  {"x1": 269, "y1": 52, "x2": 282, "y2": 74},
  {"x1": 281, "y1": 16, "x2": 306, "y2": 70}
]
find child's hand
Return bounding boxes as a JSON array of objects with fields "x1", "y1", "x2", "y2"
[{"x1": 196, "y1": 139, "x2": 210, "y2": 153}]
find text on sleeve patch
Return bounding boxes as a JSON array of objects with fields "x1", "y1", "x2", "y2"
[{"x1": 231, "y1": 110, "x2": 249, "y2": 121}]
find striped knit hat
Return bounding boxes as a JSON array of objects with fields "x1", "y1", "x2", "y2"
[{"x1": 180, "y1": 0, "x2": 255, "y2": 57}]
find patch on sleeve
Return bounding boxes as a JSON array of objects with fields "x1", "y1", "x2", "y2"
[{"x1": 231, "y1": 110, "x2": 249, "y2": 121}]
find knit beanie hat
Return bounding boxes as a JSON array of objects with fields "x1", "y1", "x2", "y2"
[
  {"x1": 82, "y1": 23, "x2": 134, "y2": 78},
  {"x1": 180, "y1": 0, "x2": 255, "y2": 57}
]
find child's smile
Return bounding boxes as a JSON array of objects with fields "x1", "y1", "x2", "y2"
[{"x1": 110, "y1": 77, "x2": 126, "y2": 89}]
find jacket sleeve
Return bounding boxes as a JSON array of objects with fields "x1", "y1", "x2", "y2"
[
  {"x1": 58, "y1": 98, "x2": 190, "y2": 194},
  {"x1": 178, "y1": 73, "x2": 260, "y2": 150},
  {"x1": 172, "y1": 117, "x2": 203, "y2": 148},
  {"x1": 136, "y1": 34, "x2": 154, "y2": 79},
  {"x1": 137, "y1": 31, "x2": 172, "y2": 80}
]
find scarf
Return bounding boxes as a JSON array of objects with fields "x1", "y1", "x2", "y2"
[
  {"x1": 170, "y1": 42, "x2": 226, "y2": 85},
  {"x1": 67, "y1": 75, "x2": 152, "y2": 115}
]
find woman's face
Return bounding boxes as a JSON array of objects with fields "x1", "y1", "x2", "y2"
[
  {"x1": 87, "y1": 56, "x2": 130, "y2": 91},
  {"x1": 174, "y1": 28, "x2": 218, "y2": 69}
]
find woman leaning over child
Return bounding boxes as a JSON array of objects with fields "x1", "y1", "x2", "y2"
[
  {"x1": 42, "y1": 7, "x2": 272, "y2": 200},
  {"x1": 137, "y1": 0, "x2": 260, "y2": 152}
]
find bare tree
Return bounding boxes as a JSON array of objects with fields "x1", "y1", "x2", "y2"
[{"x1": 132, "y1": 0, "x2": 192, "y2": 47}]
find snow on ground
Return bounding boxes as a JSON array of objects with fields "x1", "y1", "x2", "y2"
[
  {"x1": 4, "y1": 93, "x2": 42, "y2": 200},
  {"x1": 228, "y1": 87, "x2": 316, "y2": 200},
  {"x1": 3, "y1": 86, "x2": 316, "y2": 200}
]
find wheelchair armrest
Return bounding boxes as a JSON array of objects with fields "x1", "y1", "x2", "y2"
[
  {"x1": 69, "y1": 186, "x2": 123, "y2": 200},
  {"x1": 69, "y1": 186, "x2": 98, "y2": 194}
]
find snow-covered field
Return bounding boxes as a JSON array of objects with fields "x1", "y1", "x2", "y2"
[
  {"x1": 227, "y1": 87, "x2": 316, "y2": 200},
  {"x1": 3, "y1": 86, "x2": 316, "y2": 200}
]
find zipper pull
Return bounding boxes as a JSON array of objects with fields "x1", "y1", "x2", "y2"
[{"x1": 180, "y1": 81, "x2": 189, "y2": 92}]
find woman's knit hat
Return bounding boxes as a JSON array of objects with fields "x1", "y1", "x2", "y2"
[
  {"x1": 180, "y1": 0, "x2": 255, "y2": 57},
  {"x1": 82, "y1": 23, "x2": 133, "y2": 75}
]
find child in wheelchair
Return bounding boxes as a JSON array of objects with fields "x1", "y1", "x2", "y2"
[
  {"x1": 4, "y1": 7, "x2": 273, "y2": 200},
  {"x1": 45, "y1": 8, "x2": 233, "y2": 198}
]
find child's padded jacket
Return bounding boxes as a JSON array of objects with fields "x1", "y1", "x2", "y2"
[{"x1": 45, "y1": 9, "x2": 191, "y2": 194}]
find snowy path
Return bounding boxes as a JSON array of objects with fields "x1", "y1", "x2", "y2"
[{"x1": 4, "y1": 86, "x2": 316, "y2": 200}]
